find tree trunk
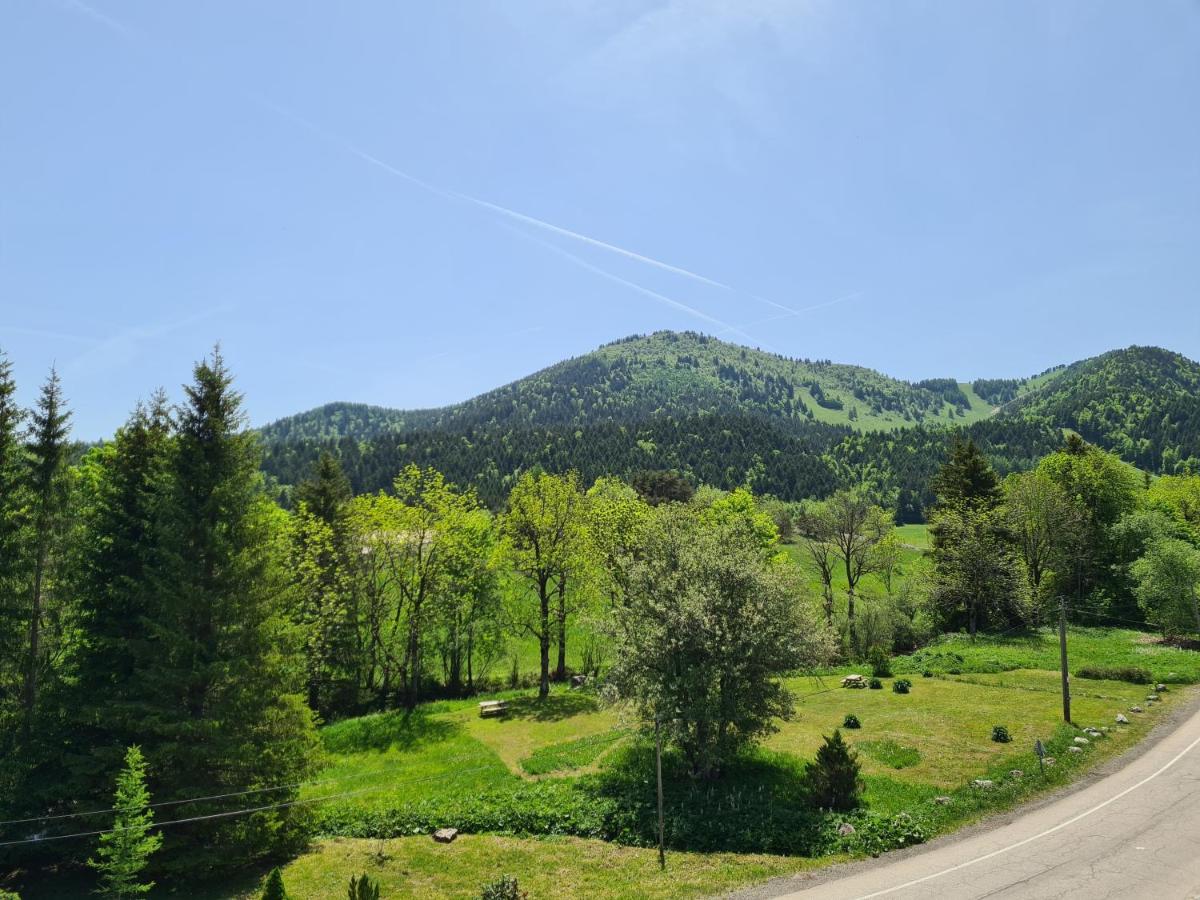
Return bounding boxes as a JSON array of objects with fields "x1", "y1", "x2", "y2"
[
  {"x1": 846, "y1": 585, "x2": 857, "y2": 653},
  {"x1": 539, "y1": 577, "x2": 551, "y2": 700},
  {"x1": 23, "y1": 544, "x2": 47, "y2": 731},
  {"x1": 555, "y1": 576, "x2": 568, "y2": 681}
]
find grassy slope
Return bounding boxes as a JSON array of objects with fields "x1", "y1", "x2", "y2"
[{"x1": 220, "y1": 625, "x2": 1197, "y2": 900}]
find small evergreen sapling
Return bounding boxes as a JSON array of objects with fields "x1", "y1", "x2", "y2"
[
  {"x1": 88, "y1": 746, "x2": 162, "y2": 899},
  {"x1": 892, "y1": 679, "x2": 912, "y2": 694},
  {"x1": 843, "y1": 713, "x2": 861, "y2": 729},
  {"x1": 348, "y1": 873, "x2": 381, "y2": 900},
  {"x1": 480, "y1": 875, "x2": 528, "y2": 900},
  {"x1": 805, "y1": 730, "x2": 864, "y2": 811},
  {"x1": 261, "y1": 867, "x2": 288, "y2": 900}
]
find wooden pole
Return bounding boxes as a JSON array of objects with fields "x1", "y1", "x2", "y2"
[
  {"x1": 1059, "y1": 598, "x2": 1071, "y2": 724},
  {"x1": 655, "y1": 717, "x2": 666, "y2": 870}
]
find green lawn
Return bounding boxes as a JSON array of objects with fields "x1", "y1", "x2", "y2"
[
  {"x1": 894, "y1": 523, "x2": 930, "y2": 550},
  {"x1": 223, "y1": 629, "x2": 1193, "y2": 900}
]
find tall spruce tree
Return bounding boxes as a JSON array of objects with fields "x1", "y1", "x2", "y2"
[
  {"x1": 22, "y1": 368, "x2": 71, "y2": 730},
  {"x1": 0, "y1": 350, "x2": 26, "y2": 728},
  {"x1": 139, "y1": 350, "x2": 319, "y2": 873},
  {"x1": 58, "y1": 393, "x2": 172, "y2": 799}
]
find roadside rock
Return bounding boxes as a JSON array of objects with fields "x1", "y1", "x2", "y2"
[
  {"x1": 1116, "y1": 714, "x2": 1129, "y2": 724},
  {"x1": 972, "y1": 779, "x2": 995, "y2": 789},
  {"x1": 934, "y1": 796, "x2": 952, "y2": 805},
  {"x1": 1043, "y1": 757, "x2": 1056, "y2": 766},
  {"x1": 433, "y1": 828, "x2": 459, "y2": 843},
  {"x1": 838, "y1": 822, "x2": 856, "y2": 836},
  {"x1": 1068, "y1": 746, "x2": 1083, "y2": 753},
  {"x1": 1073, "y1": 736, "x2": 1090, "y2": 745},
  {"x1": 1130, "y1": 706, "x2": 1144, "y2": 713},
  {"x1": 1156, "y1": 683, "x2": 1167, "y2": 692}
]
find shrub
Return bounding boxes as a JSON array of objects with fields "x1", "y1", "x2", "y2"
[
  {"x1": 892, "y1": 679, "x2": 911, "y2": 694},
  {"x1": 868, "y1": 678, "x2": 882, "y2": 690},
  {"x1": 922, "y1": 670, "x2": 934, "y2": 678},
  {"x1": 348, "y1": 873, "x2": 380, "y2": 900},
  {"x1": 991, "y1": 725, "x2": 1011, "y2": 743},
  {"x1": 843, "y1": 713, "x2": 861, "y2": 729},
  {"x1": 868, "y1": 646, "x2": 893, "y2": 678},
  {"x1": 846, "y1": 812, "x2": 928, "y2": 856},
  {"x1": 1076, "y1": 665, "x2": 1151, "y2": 684},
  {"x1": 805, "y1": 730, "x2": 863, "y2": 811},
  {"x1": 480, "y1": 876, "x2": 528, "y2": 900},
  {"x1": 261, "y1": 867, "x2": 288, "y2": 900}
]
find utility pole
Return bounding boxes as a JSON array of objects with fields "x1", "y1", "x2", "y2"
[
  {"x1": 655, "y1": 717, "x2": 666, "y2": 870},
  {"x1": 1058, "y1": 597, "x2": 1071, "y2": 724}
]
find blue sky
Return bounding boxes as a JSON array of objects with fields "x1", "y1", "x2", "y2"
[{"x1": 2, "y1": 1, "x2": 1198, "y2": 438}]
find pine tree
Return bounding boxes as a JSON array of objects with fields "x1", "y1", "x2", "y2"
[
  {"x1": 88, "y1": 746, "x2": 162, "y2": 899},
  {"x1": 931, "y1": 438, "x2": 1000, "y2": 511},
  {"x1": 261, "y1": 867, "x2": 289, "y2": 900},
  {"x1": 22, "y1": 368, "x2": 71, "y2": 729},
  {"x1": 295, "y1": 451, "x2": 351, "y2": 525},
  {"x1": 139, "y1": 349, "x2": 320, "y2": 873},
  {"x1": 59, "y1": 394, "x2": 172, "y2": 798},
  {"x1": 0, "y1": 350, "x2": 26, "y2": 726},
  {"x1": 348, "y1": 874, "x2": 381, "y2": 900},
  {"x1": 805, "y1": 730, "x2": 863, "y2": 811}
]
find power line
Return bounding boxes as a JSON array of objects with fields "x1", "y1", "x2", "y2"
[
  {"x1": 0, "y1": 763, "x2": 498, "y2": 849},
  {"x1": 0, "y1": 748, "x2": 500, "y2": 830}
]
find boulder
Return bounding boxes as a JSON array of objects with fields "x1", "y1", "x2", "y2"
[
  {"x1": 837, "y1": 822, "x2": 856, "y2": 836},
  {"x1": 1146, "y1": 695, "x2": 1159, "y2": 703},
  {"x1": 1130, "y1": 706, "x2": 1144, "y2": 713},
  {"x1": 934, "y1": 796, "x2": 952, "y2": 805},
  {"x1": 1008, "y1": 769, "x2": 1024, "y2": 779},
  {"x1": 570, "y1": 674, "x2": 588, "y2": 688},
  {"x1": 1116, "y1": 714, "x2": 1129, "y2": 724},
  {"x1": 972, "y1": 779, "x2": 994, "y2": 789},
  {"x1": 1068, "y1": 746, "x2": 1083, "y2": 753},
  {"x1": 1073, "y1": 736, "x2": 1089, "y2": 745},
  {"x1": 433, "y1": 828, "x2": 459, "y2": 843},
  {"x1": 1156, "y1": 683, "x2": 1167, "y2": 692}
]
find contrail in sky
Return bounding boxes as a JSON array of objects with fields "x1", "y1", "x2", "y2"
[
  {"x1": 719, "y1": 291, "x2": 863, "y2": 336},
  {"x1": 53, "y1": 0, "x2": 831, "y2": 332}
]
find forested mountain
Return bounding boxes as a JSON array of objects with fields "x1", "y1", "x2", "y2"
[
  {"x1": 258, "y1": 335, "x2": 1199, "y2": 519},
  {"x1": 260, "y1": 331, "x2": 993, "y2": 442},
  {"x1": 998, "y1": 346, "x2": 1200, "y2": 474}
]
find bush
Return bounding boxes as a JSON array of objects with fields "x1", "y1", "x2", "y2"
[
  {"x1": 868, "y1": 678, "x2": 882, "y2": 690},
  {"x1": 843, "y1": 713, "x2": 861, "y2": 729},
  {"x1": 922, "y1": 670, "x2": 933, "y2": 678},
  {"x1": 481, "y1": 876, "x2": 527, "y2": 900},
  {"x1": 869, "y1": 646, "x2": 893, "y2": 678},
  {"x1": 805, "y1": 730, "x2": 863, "y2": 811},
  {"x1": 348, "y1": 873, "x2": 380, "y2": 900},
  {"x1": 1076, "y1": 665, "x2": 1151, "y2": 684},
  {"x1": 991, "y1": 725, "x2": 1011, "y2": 743},
  {"x1": 892, "y1": 679, "x2": 911, "y2": 694}
]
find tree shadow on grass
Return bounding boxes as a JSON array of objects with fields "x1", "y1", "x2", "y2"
[
  {"x1": 587, "y1": 743, "x2": 828, "y2": 855},
  {"x1": 321, "y1": 707, "x2": 463, "y2": 754},
  {"x1": 503, "y1": 691, "x2": 599, "y2": 722}
]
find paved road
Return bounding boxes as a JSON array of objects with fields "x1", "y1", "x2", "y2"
[{"x1": 743, "y1": 695, "x2": 1200, "y2": 900}]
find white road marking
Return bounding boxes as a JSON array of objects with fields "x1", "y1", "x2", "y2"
[{"x1": 849, "y1": 729, "x2": 1200, "y2": 899}]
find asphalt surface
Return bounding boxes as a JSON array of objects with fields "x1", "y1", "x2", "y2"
[{"x1": 737, "y1": 690, "x2": 1200, "y2": 900}]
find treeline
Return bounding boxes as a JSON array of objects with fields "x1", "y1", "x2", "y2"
[
  {"x1": 261, "y1": 415, "x2": 1064, "y2": 524},
  {"x1": 923, "y1": 434, "x2": 1200, "y2": 637}
]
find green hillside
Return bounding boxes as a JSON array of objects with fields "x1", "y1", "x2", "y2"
[
  {"x1": 999, "y1": 346, "x2": 1200, "y2": 473},
  {"x1": 259, "y1": 331, "x2": 991, "y2": 442}
]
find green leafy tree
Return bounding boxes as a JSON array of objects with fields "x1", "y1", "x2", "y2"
[
  {"x1": 607, "y1": 503, "x2": 832, "y2": 778},
  {"x1": 805, "y1": 730, "x2": 863, "y2": 811},
  {"x1": 500, "y1": 471, "x2": 589, "y2": 697},
  {"x1": 88, "y1": 746, "x2": 162, "y2": 899},
  {"x1": 1003, "y1": 469, "x2": 1085, "y2": 605},
  {"x1": 1132, "y1": 539, "x2": 1200, "y2": 637},
  {"x1": 930, "y1": 506, "x2": 1028, "y2": 636}
]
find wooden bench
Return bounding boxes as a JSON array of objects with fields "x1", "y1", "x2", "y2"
[{"x1": 478, "y1": 700, "x2": 508, "y2": 718}]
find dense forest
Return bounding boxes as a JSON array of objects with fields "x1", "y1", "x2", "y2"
[{"x1": 260, "y1": 336, "x2": 1200, "y2": 517}]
